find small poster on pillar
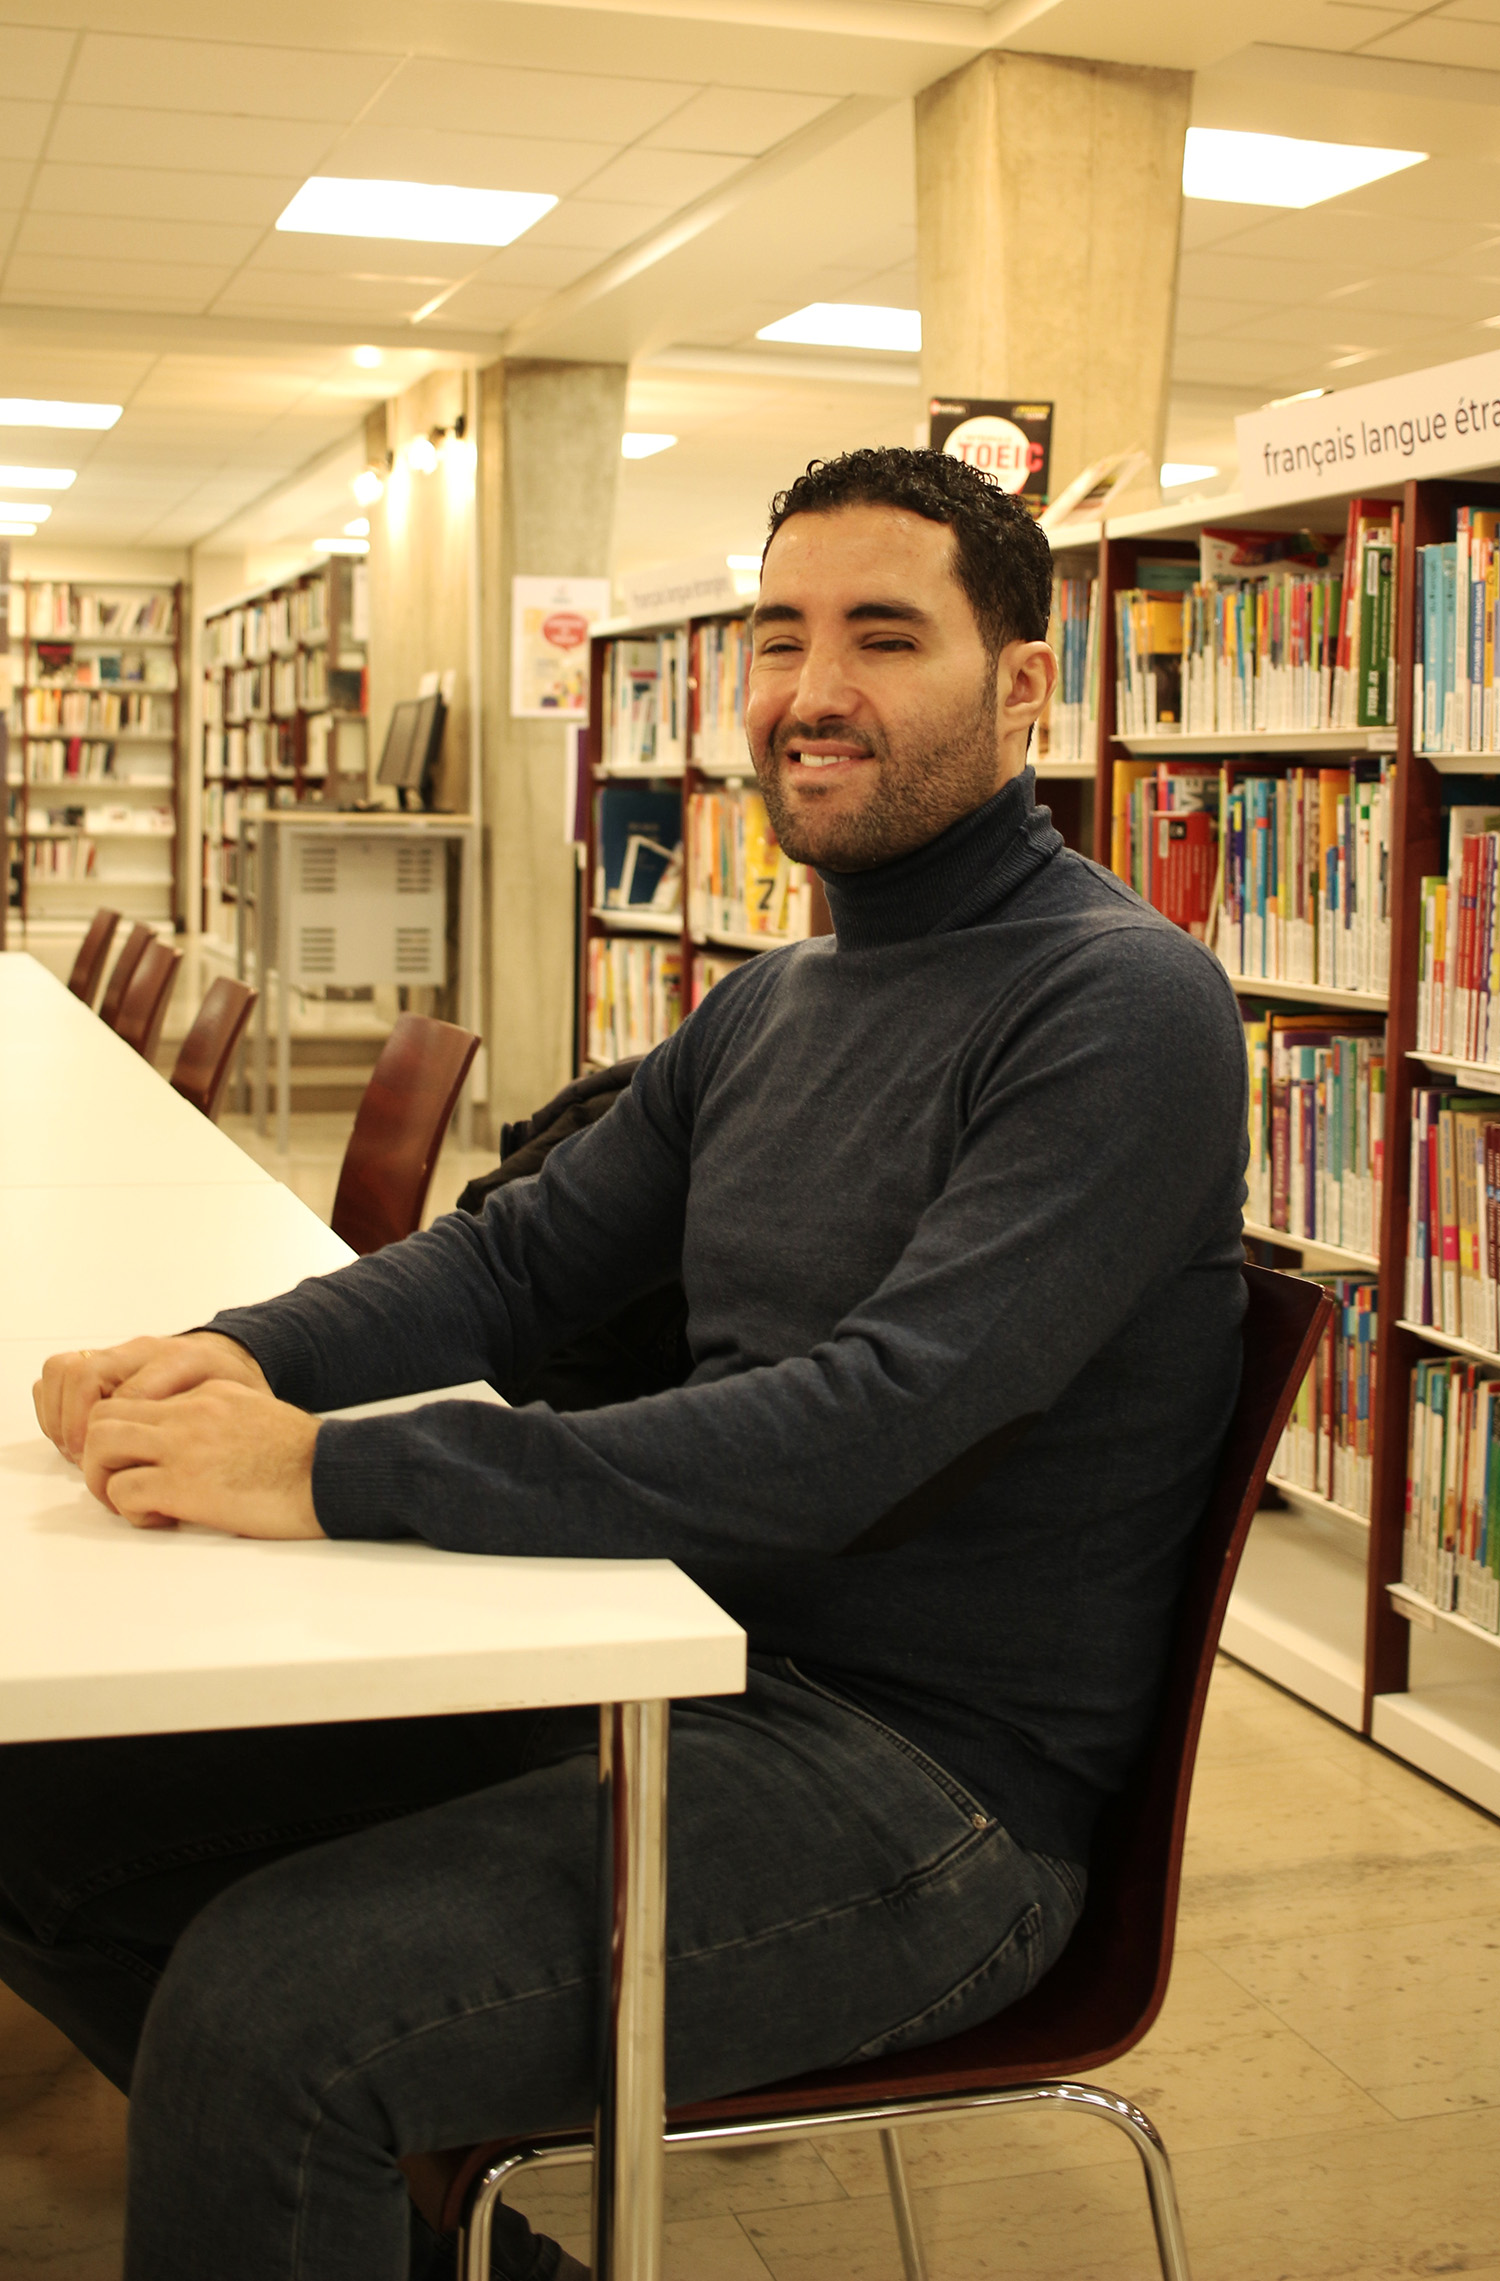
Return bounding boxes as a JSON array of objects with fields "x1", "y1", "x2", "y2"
[
  {"x1": 511, "y1": 575, "x2": 611, "y2": 719},
  {"x1": 928, "y1": 400, "x2": 1052, "y2": 514}
]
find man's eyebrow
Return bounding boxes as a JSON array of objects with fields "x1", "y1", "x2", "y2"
[
  {"x1": 751, "y1": 598, "x2": 932, "y2": 629},
  {"x1": 751, "y1": 602, "x2": 802, "y2": 627}
]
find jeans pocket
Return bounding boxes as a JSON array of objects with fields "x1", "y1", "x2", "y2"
[{"x1": 847, "y1": 1896, "x2": 1046, "y2": 2063}]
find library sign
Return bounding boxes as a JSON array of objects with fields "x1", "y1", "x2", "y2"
[{"x1": 1238, "y1": 346, "x2": 1500, "y2": 508}]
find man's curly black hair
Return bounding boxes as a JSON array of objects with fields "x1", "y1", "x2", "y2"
[{"x1": 764, "y1": 446, "x2": 1053, "y2": 661}]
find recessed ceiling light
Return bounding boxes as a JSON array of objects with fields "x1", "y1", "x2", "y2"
[
  {"x1": 0, "y1": 520, "x2": 38, "y2": 536},
  {"x1": 1183, "y1": 128, "x2": 1426, "y2": 209},
  {"x1": 0, "y1": 464, "x2": 75, "y2": 488},
  {"x1": 0, "y1": 500, "x2": 51, "y2": 521},
  {"x1": 726, "y1": 554, "x2": 762, "y2": 571},
  {"x1": 621, "y1": 433, "x2": 677, "y2": 460},
  {"x1": 1161, "y1": 463, "x2": 1218, "y2": 487},
  {"x1": 312, "y1": 537, "x2": 369, "y2": 556},
  {"x1": 344, "y1": 517, "x2": 370, "y2": 538},
  {"x1": 756, "y1": 303, "x2": 921, "y2": 353},
  {"x1": 351, "y1": 344, "x2": 384, "y2": 369},
  {"x1": 352, "y1": 468, "x2": 385, "y2": 507},
  {"x1": 277, "y1": 177, "x2": 557, "y2": 247},
  {"x1": 0, "y1": 399, "x2": 120, "y2": 429}
]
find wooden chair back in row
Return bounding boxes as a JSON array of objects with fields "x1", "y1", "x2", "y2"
[
  {"x1": 331, "y1": 1013, "x2": 481, "y2": 1254},
  {"x1": 66, "y1": 908, "x2": 120, "y2": 1007},
  {"x1": 97, "y1": 921, "x2": 154, "y2": 1029},
  {"x1": 170, "y1": 979, "x2": 258, "y2": 1122},
  {"x1": 113, "y1": 942, "x2": 182, "y2": 1065}
]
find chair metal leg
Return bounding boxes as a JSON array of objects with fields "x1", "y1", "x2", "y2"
[
  {"x1": 1045, "y1": 2084, "x2": 1192, "y2": 2281},
  {"x1": 879, "y1": 2128, "x2": 929, "y2": 2281}
]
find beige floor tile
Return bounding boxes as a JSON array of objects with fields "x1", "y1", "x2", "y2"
[
  {"x1": 1209, "y1": 1911, "x2": 1500, "y2": 2119},
  {"x1": 514, "y1": 2138, "x2": 850, "y2": 2242},
  {"x1": 1195, "y1": 1655, "x2": 1348, "y2": 1768}
]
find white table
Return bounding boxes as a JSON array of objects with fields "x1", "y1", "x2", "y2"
[{"x1": 1, "y1": 951, "x2": 745, "y2": 2280}]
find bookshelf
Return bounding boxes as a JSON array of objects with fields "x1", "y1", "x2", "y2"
[
  {"x1": 4, "y1": 577, "x2": 182, "y2": 936},
  {"x1": 198, "y1": 557, "x2": 368, "y2": 948}
]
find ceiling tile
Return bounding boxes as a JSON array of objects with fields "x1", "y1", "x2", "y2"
[
  {"x1": 14, "y1": 212, "x2": 263, "y2": 267},
  {"x1": 1218, "y1": 209, "x2": 1495, "y2": 267},
  {"x1": 320, "y1": 122, "x2": 616, "y2": 199},
  {"x1": 47, "y1": 106, "x2": 337, "y2": 177},
  {"x1": 1169, "y1": 337, "x2": 1313, "y2": 388},
  {"x1": 365, "y1": 57, "x2": 695, "y2": 146},
  {"x1": 0, "y1": 161, "x2": 33, "y2": 207},
  {"x1": 1179, "y1": 249, "x2": 1377, "y2": 302},
  {"x1": 242, "y1": 229, "x2": 474, "y2": 281},
  {"x1": 209, "y1": 271, "x2": 435, "y2": 318},
  {"x1": 425, "y1": 280, "x2": 544, "y2": 329},
  {"x1": 1175, "y1": 296, "x2": 1279, "y2": 337},
  {"x1": 30, "y1": 163, "x2": 298, "y2": 226},
  {"x1": 66, "y1": 34, "x2": 398, "y2": 125},
  {"x1": 1329, "y1": 159, "x2": 1500, "y2": 226},
  {"x1": 0, "y1": 25, "x2": 74, "y2": 102},
  {"x1": 1335, "y1": 272, "x2": 1500, "y2": 322},
  {"x1": 576, "y1": 149, "x2": 743, "y2": 206},
  {"x1": 470, "y1": 240, "x2": 602, "y2": 291},
  {"x1": 524, "y1": 198, "x2": 670, "y2": 252},
  {"x1": 1179, "y1": 200, "x2": 1285, "y2": 253},
  {"x1": 1218, "y1": 304, "x2": 1441, "y2": 351},
  {"x1": 0, "y1": 99, "x2": 54, "y2": 164},
  {"x1": 0, "y1": 211, "x2": 16, "y2": 262},
  {"x1": 1362, "y1": 16, "x2": 1500, "y2": 64},
  {"x1": 1, "y1": 253, "x2": 228, "y2": 310},
  {"x1": 642, "y1": 88, "x2": 835, "y2": 157}
]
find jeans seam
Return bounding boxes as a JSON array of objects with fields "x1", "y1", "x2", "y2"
[
  {"x1": 47, "y1": 1806, "x2": 415, "y2": 1936},
  {"x1": 849, "y1": 1897, "x2": 1046, "y2": 2062},
  {"x1": 780, "y1": 1658, "x2": 998, "y2": 1828}
]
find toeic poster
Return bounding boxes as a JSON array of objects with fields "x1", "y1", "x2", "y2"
[
  {"x1": 510, "y1": 576, "x2": 611, "y2": 719},
  {"x1": 928, "y1": 399, "x2": 1053, "y2": 513}
]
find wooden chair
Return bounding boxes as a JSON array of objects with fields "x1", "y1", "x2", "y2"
[
  {"x1": 112, "y1": 941, "x2": 182, "y2": 1066},
  {"x1": 330, "y1": 1013, "x2": 480, "y2": 1256},
  {"x1": 169, "y1": 978, "x2": 258, "y2": 1122},
  {"x1": 97, "y1": 922, "x2": 154, "y2": 1031},
  {"x1": 66, "y1": 909, "x2": 120, "y2": 1006},
  {"x1": 410, "y1": 1264, "x2": 1331, "y2": 2281}
]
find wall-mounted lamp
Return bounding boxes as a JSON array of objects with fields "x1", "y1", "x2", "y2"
[{"x1": 352, "y1": 466, "x2": 385, "y2": 508}]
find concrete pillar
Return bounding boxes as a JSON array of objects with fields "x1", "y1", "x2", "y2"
[
  {"x1": 479, "y1": 357, "x2": 626, "y2": 1130},
  {"x1": 915, "y1": 51, "x2": 1190, "y2": 515}
]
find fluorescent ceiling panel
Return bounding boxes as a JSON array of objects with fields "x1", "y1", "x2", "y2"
[
  {"x1": 0, "y1": 500, "x2": 51, "y2": 519},
  {"x1": 277, "y1": 176, "x2": 557, "y2": 246},
  {"x1": 1161, "y1": 463, "x2": 1217, "y2": 486},
  {"x1": 621, "y1": 432, "x2": 676, "y2": 459},
  {"x1": 0, "y1": 464, "x2": 75, "y2": 487},
  {"x1": 0, "y1": 520, "x2": 38, "y2": 535},
  {"x1": 757, "y1": 303, "x2": 921, "y2": 352},
  {"x1": 0, "y1": 398, "x2": 120, "y2": 428},
  {"x1": 1182, "y1": 129, "x2": 1426, "y2": 210}
]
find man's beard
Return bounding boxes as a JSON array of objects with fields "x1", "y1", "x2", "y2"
[{"x1": 753, "y1": 658, "x2": 1003, "y2": 874}]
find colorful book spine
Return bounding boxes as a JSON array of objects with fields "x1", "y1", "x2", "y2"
[
  {"x1": 585, "y1": 937, "x2": 683, "y2": 1063},
  {"x1": 1272, "y1": 1274, "x2": 1380, "y2": 1519},
  {"x1": 1403, "y1": 1355, "x2": 1500, "y2": 1628},
  {"x1": 1216, "y1": 763, "x2": 1392, "y2": 995}
]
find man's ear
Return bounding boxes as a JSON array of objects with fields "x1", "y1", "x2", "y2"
[{"x1": 1001, "y1": 640, "x2": 1058, "y2": 730}]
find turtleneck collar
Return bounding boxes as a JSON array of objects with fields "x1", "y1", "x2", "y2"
[{"x1": 815, "y1": 766, "x2": 1062, "y2": 951}]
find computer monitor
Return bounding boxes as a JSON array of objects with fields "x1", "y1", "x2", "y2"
[{"x1": 376, "y1": 693, "x2": 446, "y2": 808}]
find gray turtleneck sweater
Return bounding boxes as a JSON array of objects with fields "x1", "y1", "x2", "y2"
[{"x1": 207, "y1": 772, "x2": 1248, "y2": 1865}]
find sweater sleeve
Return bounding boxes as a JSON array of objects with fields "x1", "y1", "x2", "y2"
[{"x1": 300, "y1": 922, "x2": 1247, "y2": 1561}]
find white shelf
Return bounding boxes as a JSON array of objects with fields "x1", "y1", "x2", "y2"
[
  {"x1": 24, "y1": 827, "x2": 172, "y2": 841},
  {"x1": 1115, "y1": 730, "x2": 1396, "y2": 758},
  {"x1": 1033, "y1": 758, "x2": 1095, "y2": 779},
  {"x1": 24, "y1": 730, "x2": 173, "y2": 744},
  {"x1": 596, "y1": 763, "x2": 685, "y2": 781},
  {"x1": 692, "y1": 928, "x2": 805, "y2": 955},
  {"x1": 1408, "y1": 1051, "x2": 1500, "y2": 1097},
  {"x1": 1389, "y1": 1582, "x2": 1500, "y2": 1651},
  {"x1": 1421, "y1": 751, "x2": 1500, "y2": 775},
  {"x1": 589, "y1": 906, "x2": 682, "y2": 937},
  {"x1": 1219, "y1": 1505, "x2": 1367, "y2": 1730},
  {"x1": 20, "y1": 632, "x2": 176, "y2": 648},
  {"x1": 1266, "y1": 1474, "x2": 1371, "y2": 1533},
  {"x1": 1242, "y1": 1218, "x2": 1379, "y2": 1272},
  {"x1": 1396, "y1": 1317, "x2": 1500, "y2": 1367},
  {"x1": 1372, "y1": 1683, "x2": 1500, "y2": 1819},
  {"x1": 1220, "y1": 968, "x2": 1389, "y2": 1013}
]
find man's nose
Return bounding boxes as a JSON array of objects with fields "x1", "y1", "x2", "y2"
[{"x1": 791, "y1": 640, "x2": 859, "y2": 722}]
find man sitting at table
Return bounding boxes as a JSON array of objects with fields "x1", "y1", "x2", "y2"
[{"x1": 6, "y1": 447, "x2": 1247, "y2": 2281}]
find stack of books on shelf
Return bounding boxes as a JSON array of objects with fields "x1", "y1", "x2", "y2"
[
  {"x1": 1416, "y1": 802, "x2": 1500, "y2": 1060},
  {"x1": 687, "y1": 789, "x2": 810, "y2": 941},
  {"x1": 24, "y1": 689, "x2": 173, "y2": 736},
  {"x1": 1415, "y1": 505, "x2": 1500, "y2": 754},
  {"x1": 1273, "y1": 1276, "x2": 1379, "y2": 1520},
  {"x1": 29, "y1": 645, "x2": 174, "y2": 691},
  {"x1": 1039, "y1": 575, "x2": 1098, "y2": 763},
  {"x1": 1402, "y1": 1356, "x2": 1500, "y2": 1631},
  {"x1": 690, "y1": 949, "x2": 749, "y2": 1007},
  {"x1": 25, "y1": 835, "x2": 96, "y2": 881},
  {"x1": 1244, "y1": 1011, "x2": 1386, "y2": 1254},
  {"x1": 1110, "y1": 764, "x2": 1217, "y2": 937},
  {"x1": 690, "y1": 619, "x2": 751, "y2": 770},
  {"x1": 1217, "y1": 763, "x2": 1393, "y2": 993},
  {"x1": 17, "y1": 584, "x2": 175, "y2": 639},
  {"x1": 602, "y1": 635, "x2": 687, "y2": 771},
  {"x1": 592, "y1": 786, "x2": 683, "y2": 917},
  {"x1": 1405, "y1": 1087, "x2": 1500, "y2": 1347},
  {"x1": 27, "y1": 740, "x2": 117, "y2": 781},
  {"x1": 586, "y1": 939, "x2": 683, "y2": 1064}
]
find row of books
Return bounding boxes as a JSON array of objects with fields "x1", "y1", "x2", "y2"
[
  {"x1": 691, "y1": 619, "x2": 751, "y2": 772},
  {"x1": 1272, "y1": 1276, "x2": 1378, "y2": 1520},
  {"x1": 687, "y1": 789, "x2": 810, "y2": 941},
  {"x1": 601, "y1": 635, "x2": 688, "y2": 773},
  {"x1": 1414, "y1": 506, "x2": 1500, "y2": 755},
  {"x1": 1244, "y1": 1015, "x2": 1386, "y2": 1256},
  {"x1": 24, "y1": 836, "x2": 98, "y2": 879},
  {"x1": 1415, "y1": 802, "x2": 1500, "y2": 1063},
  {"x1": 25, "y1": 740, "x2": 129, "y2": 782},
  {"x1": 585, "y1": 938, "x2": 683, "y2": 1063},
  {"x1": 1404, "y1": 1089, "x2": 1500, "y2": 1351},
  {"x1": 26, "y1": 802, "x2": 171, "y2": 835},
  {"x1": 11, "y1": 585, "x2": 175, "y2": 640},
  {"x1": 25, "y1": 647, "x2": 175, "y2": 691},
  {"x1": 203, "y1": 584, "x2": 329, "y2": 667},
  {"x1": 204, "y1": 724, "x2": 323, "y2": 781},
  {"x1": 689, "y1": 950, "x2": 748, "y2": 1008},
  {"x1": 1402, "y1": 1356, "x2": 1500, "y2": 1631},
  {"x1": 1039, "y1": 576, "x2": 1098, "y2": 764},
  {"x1": 1109, "y1": 764, "x2": 1216, "y2": 936},
  {"x1": 23, "y1": 689, "x2": 174, "y2": 736},
  {"x1": 593, "y1": 786, "x2": 682, "y2": 914},
  {"x1": 1216, "y1": 764, "x2": 1393, "y2": 995}
]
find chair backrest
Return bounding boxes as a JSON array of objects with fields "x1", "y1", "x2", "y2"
[
  {"x1": 331, "y1": 1013, "x2": 480, "y2": 1256},
  {"x1": 170, "y1": 978, "x2": 257, "y2": 1122},
  {"x1": 97, "y1": 922, "x2": 154, "y2": 1030},
  {"x1": 67, "y1": 909, "x2": 120, "y2": 1006},
  {"x1": 113, "y1": 941, "x2": 182, "y2": 1065}
]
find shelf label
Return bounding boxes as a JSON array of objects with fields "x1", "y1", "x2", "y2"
[{"x1": 1238, "y1": 346, "x2": 1500, "y2": 506}]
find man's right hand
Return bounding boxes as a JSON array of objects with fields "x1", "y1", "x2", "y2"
[{"x1": 34, "y1": 1334, "x2": 270, "y2": 1466}]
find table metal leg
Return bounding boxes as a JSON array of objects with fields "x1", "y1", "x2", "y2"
[{"x1": 593, "y1": 1700, "x2": 669, "y2": 2281}]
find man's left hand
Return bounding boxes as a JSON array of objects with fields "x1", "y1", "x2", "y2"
[{"x1": 79, "y1": 1380, "x2": 324, "y2": 1539}]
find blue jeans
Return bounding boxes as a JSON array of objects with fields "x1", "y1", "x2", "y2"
[{"x1": 0, "y1": 1657, "x2": 1083, "y2": 2281}]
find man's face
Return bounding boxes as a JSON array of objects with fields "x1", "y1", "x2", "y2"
[{"x1": 744, "y1": 502, "x2": 1054, "y2": 873}]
